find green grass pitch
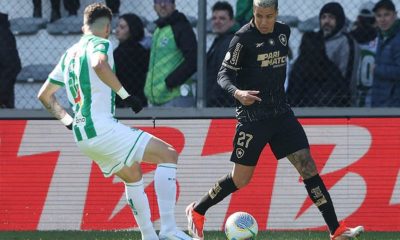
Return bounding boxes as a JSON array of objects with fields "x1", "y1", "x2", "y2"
[{"x1": 1, "y1": 231, "x2": 400, "y2": 240}]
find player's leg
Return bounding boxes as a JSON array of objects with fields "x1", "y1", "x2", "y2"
[
  {"x1": 116, "y1": 164, "x2": 158, "y2": 240},
  {"x1": 76, "y1": 125, "x2": 159, "y2": 240},
  {"x1": 273, "y1": 113, "x2": 363, "y2": 239},
  {"x1": 286, "y1": 148, "x2": 341, "y2": 234},
  {"x1": 286, "y1": 149, "x2": 364, "y2": 239},
  {"x1": 186, "y1": 163, "x2": 255, "y2": 240},
  {"x1": 141, "y1": 136, "x2": 192, "y2": 239},
  {"x1": 194, "y1": 163, "x2": 255, "y2": 215},
  {"x1": 186, "y1": 121, "x2": 267, "y2": 239}
]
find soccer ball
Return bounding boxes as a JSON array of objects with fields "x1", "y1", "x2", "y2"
[{"x1": 225, "y1": 212, "x2": 258, "y2": 240}]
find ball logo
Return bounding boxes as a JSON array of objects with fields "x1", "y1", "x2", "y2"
[{"x1": 236, "y1": 148, "x2": 245, "y2": 158}]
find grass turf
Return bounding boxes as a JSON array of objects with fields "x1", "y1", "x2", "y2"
[{"x1": 0, "y1": 231, "x2": 400, "y2": 240}]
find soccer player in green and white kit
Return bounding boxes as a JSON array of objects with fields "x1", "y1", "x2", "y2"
[{"x1": 37, "y1": 3, "x2": 192, "y2": 240}]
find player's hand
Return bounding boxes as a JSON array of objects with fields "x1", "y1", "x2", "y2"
[
  {"x1": 123, "y1": 95, "x2": 143, "y2": 113},
  {"x1": 65, "y1": 123, "x2": 73, "y2": 130},
  {"x1": 234, "y1": 90, "x2": 262, "y2": 106}
]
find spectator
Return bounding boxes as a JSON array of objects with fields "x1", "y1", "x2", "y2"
[
  {"x1": 350, "y1": 1, "x2": 378, "y2": 107},
  {"x1": 371, "y1": 0, "x2": 400, "y2": 107},
  {"x1": 206, "y1": 1, "x2": 236, "y2": 107},
  {"x1": 114, "y1": 14, "x2": 149, "y2": 108},
  {"x1": 106, "y1": 0, "x2": 120, "y2": 15},
  {"x1": 319, "y1": 2, "x2": 359, "y2": 106},
  {"x1": 288, "y1": 31, "x2": 349, "y2": 107},
  {"x1": 145, "y1": 0, "x2": 197, "y2": 107},
  {"x1": 33, "y1": 0, "x2": 119, "y2": 22},
  {"x1": 234, "y1": 0, "x2": 253, "y2": 27},
  {"x1": 0, "y1": 13, "x2": 21, "y2": 108},
  {"x1": 32, "y1": 0, "x2": 79, "y2": 22}
]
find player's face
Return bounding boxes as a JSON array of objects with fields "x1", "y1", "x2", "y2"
[
  {"x1": 253, "y1": 5, "x2": 278, "y2": 34},
  {"x1": 320, "y1": 13, "x2": 337, "y2": 37},
  {"x1": 115, "y1": 18, "x2": 130, "y2": 42},
  {"x1": 154, "y1": 0, "x2": 175, "y2": 18},
  {"x1": 211, "y1": 10, "x2": 234, "y2": 34},
  {"x1": 375, "y1": 8, "x2": 397, "y2": 31}
]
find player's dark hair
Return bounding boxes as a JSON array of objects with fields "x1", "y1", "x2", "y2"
[
  {"x1": 212, "y1": 1, "x2": 234, "y2": 19},
  {"x1": 84, "y1": 3, "x2": 112, "y2": 25}
]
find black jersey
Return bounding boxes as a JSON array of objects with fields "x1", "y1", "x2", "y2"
[{"x1": 217, "y1": 20, "x2": 291, "y2": 123}]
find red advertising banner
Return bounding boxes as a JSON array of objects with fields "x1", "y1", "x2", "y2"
[{"x1": 1, "y1": 119, "x2": 399, "y2": 231}]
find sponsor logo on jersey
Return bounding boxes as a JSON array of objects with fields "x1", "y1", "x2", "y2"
[
  {"x1": 257, "y1": 51, "x2": 287, "y2": 67},
  {"x1": 279, "y1": 34, "x2": 287, "y2": 46},
  {"x1": 230, "y1": 42, "x2": 243, "y2": 66}
]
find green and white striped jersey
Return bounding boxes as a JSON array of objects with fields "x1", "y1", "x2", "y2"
[{"x1": 48, "y1": 34, "x2": 116, "y2": 142}]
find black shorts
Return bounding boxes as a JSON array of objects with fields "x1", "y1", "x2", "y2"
[{"x1": 230, "y1": 112, "x2": 309, "y2": 166}]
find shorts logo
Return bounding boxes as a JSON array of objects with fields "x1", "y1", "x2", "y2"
[
  {"x1": 279, "y1": 34, "x2": 287, "y2": 46},
  {"x1": 236, "y1": 148, "x2": 245, "y2": 159}
]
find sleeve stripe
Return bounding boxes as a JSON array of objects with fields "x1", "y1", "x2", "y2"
[{"x1": 49, "y1": 78, "x2": 65, "y2": 86}]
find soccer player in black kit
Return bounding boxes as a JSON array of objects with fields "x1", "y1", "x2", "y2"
[{"x1": 186, "y1": 0, "x2": 364, "y2": 239}]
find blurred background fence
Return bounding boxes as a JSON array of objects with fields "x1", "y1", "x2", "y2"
[{"x1": 0, "y1": 0, "x2": 399, "y2": 109}]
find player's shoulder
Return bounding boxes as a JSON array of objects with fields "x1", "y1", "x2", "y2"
[
  {"x1": 90, "y1": 35, "x2": 111, "y2": 45},
  {"x1": 274, "y1": 21, "x2": 290, "y2": 34},
  {"x1": 233, "y1": 22, "x2": 255, "y2": 41}
]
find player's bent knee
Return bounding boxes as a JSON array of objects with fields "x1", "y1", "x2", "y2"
[{"x1": 162, "y1": 147, "x2": 178, "y2": 164}]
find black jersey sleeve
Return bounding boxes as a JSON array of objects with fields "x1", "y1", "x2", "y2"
[{"x1": 217, "y1": 35, "x2": 244, "y2": 95}]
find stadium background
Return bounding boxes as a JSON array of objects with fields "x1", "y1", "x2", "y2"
[{"x1": 1, "y1": 0, "x2": 400, "y2": 236}]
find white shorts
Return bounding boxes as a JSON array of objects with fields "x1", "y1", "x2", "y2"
[{"x1": 76, "y1": 123, "x2": 152, "y2": 177}]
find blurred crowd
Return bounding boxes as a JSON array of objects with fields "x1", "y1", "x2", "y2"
[{"x1": 0, "y1": 0, "x2": 399, "y2": 109}]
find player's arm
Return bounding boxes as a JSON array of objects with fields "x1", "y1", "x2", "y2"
[
  {"x1": 37, "y1": 80, "x2": 73, "y2": 130},
  {"x1": 217, "y1": 35, "x2": 261, "y2": 106},
  {"x1": 91, "y1": 51, "x2": 142, "y2": 113}
]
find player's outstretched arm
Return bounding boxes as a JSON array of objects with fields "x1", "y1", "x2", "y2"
[{"x1": 37, "y1": 80, "x2": 73, "y2": 130}]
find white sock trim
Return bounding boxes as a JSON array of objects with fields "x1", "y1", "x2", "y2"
[
  {"x1": 125, "y1": 178, "x2": 144, "y2": 187},
  {"x1": 157, "y1": 163, "x2": 177, "y2": 169}
]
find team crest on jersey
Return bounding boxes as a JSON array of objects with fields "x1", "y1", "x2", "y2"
[
  {"x1": 268, "y1": 39, "x2": 275, "y2": 46},
  {"x1": 279, "y1": 34, "x2": 287, "y2": 46},
  {"x1": 236, "y1": 148, "x2": 245, "y2": 159},
  {"x1": 160, "y1": 37, "x2": 169, "y2": 47}
]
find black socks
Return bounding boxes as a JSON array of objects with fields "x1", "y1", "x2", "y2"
[
  {"x1": 194, "y1": 173, "x2": 238, "y2": 215},
  {"x1": 304, "y1": 174, "x2": 340, "y2": 234}
]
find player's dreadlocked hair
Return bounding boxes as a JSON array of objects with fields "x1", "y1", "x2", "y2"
[
  {"x1": 83, "y1": 3, "x2": 112, "y2": 26},
  {"x1": 253, "y1": 0, "x2": 278, "y2": 10}
]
